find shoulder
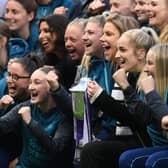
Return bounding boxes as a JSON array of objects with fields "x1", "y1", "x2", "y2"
[{"x1": 8, "y1": 38, "x2": 30, "y2": 59}]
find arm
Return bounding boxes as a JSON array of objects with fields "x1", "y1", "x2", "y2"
[
  {"x1": 146, "y1": 90, "x2": 168, "y2": 125},
  {"x1": 88, "y1": 75, "x2": 151, "y2": 127},
  {"x1": 87, "y1": 80, "x2": 139, "y2": 126},
  {"x1": 0, "y1": 95, "x2": 14, "y2": 110},
  {"x1": 111, "y1": 69, "x2": 153, "y2": 125},
  {"x1": 92, "y1": 88, "x2": 151, "y2": 129},
  {"x1": 93, "y1": 90, "x2": 133, "y2": 123},
  {"x1": 88, "y1": 78, "x2": 152, "y2": 145},
  {"x1": 27, "y1": 116, "x2": 73, "y2": 155},
  {"x1": 51, "y1": 86, "x2": 72, "y2": 114},
  {"x1": 0, "y1": 102, "x2": 23, "y2": 134},
  {"x1": 141, "y1": 76, "x2": 168, "y2": 126},
  {"x1": 123, "y1": 76, "x2": 168, "y2": 127},
  {"x1": 19, "y1": 106, "x2": 73, "y2": 155},
  {"x1": 46, "y1": 70, "x2": 73, "y2": 117},
  {"x1": 123, "y1": 85, "x2": 153, "y2": 126}
]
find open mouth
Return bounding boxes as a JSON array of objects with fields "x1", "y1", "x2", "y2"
[
  {"x1": 31, "y1": 91, "x2": 38, "y2": 100},
  {"x1": 8, "y1": 86, "x2": 16, "y2": 95},
  {"x1": 102, "y1": 44, "x2": 111, "y2": 57},
  {"x1": 148, "y1": 12, "x2": 155, "y2": 19},
  {"x1": 41, "y1": 40, "x2": 49, "y2": 50},
  {"x1": 102, "y1": 44, "x2": 111, "y2": 50},
  {"x1": 7, "y1": 22, "x2": 17, "y2": 29},
  {"x1": 116, "y1": 58, "x2": 125, "y2": 66},
  {"x1": 84, "y1": 42, "x2": 92, "y2": 48},
  {"x1": 137, "y1": 12, "x2": 146, "y2": 17},
  {"x1": 68, "y1": 48, "x2": 76, "y2": 54}
]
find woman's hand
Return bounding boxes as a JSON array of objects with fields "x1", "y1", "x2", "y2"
[
  {"x1": 140, "y1": 75, "x2": 155, "y2": 94},
  {"x1": 87, "y1": 80, "x2": 101, "y2": 97},
  {"x1": 46, "y1": 70, "x2": 59, "y2": 91},
  {"x1": 162, "y1": 115, "x2": 168, "y2": 130},
  {"x1": 18, "y1": 106, "x2": 31, "y2": 124},
  {"x1": 113, "y1": 68, "x2": 129, "y2": 90}
]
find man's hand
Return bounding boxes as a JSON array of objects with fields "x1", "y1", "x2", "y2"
[{"x1": 0, "y1": 95, "x2": 14, "y2": 109}]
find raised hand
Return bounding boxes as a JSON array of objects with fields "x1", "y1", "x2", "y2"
[
  {"x1": 88, "y1": 0, "x2": 106, "y2": 15},
  {"x1": 87, "y1": 80, "x2": 102, "y2": 97},
  {"x1": 113, "y1": 68, "x2": 129, "y2": 90},
  {"x1": 162, "y1": 115, "x2": 168, "y2": 131},
  {"x1": 46, "y1": 70, "x2": 59, "y2": 91},
  {"x1": 140, "y1": 75, "x2": 155, "y2": 94},
  {"x1": 53, "y1": 6, "x2": 68, "y2": 16},
  {"x1": 18, "y1": 106, "x2": 31, "y2": 124},
  {"x1": 0, "y1": 95, "x2": 14, "y2": 109}
]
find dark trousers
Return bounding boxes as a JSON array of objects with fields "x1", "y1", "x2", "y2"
[{"x1": 80, "y1": 136, "x2": 141, "y2": 168}]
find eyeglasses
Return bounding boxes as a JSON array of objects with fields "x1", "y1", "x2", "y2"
[{"x1": 7, "y1": 72, "x2": 30, "y2": 81}]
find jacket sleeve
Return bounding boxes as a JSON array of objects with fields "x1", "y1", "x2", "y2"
[
  {"x1": 51, "y1": 85, "x2": 73, "y2": 118},
  {"x1": 123, "y1": 86, "x2": 154, "y2": 126},
  {"x1": 27, "y1": 115, "x2": 74, "y2": 155},
  {"x1": 0, "y1": 103, "x2": 23, "y2": 134},
  {"x1": 145, "y1": 90, "x2": 168, "y2": 126},
  {"x1": 92, "y1": 89, "x2": 139, "y2": 127},
  {"x1": 93, "y1": 86, "x2": 153, "y2": 127}
]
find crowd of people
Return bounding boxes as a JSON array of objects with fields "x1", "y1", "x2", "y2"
[{"x1": 0, "y1": 0, "x2": 168, "y2": 168}]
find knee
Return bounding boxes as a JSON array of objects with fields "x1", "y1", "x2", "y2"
[
  {"x1": 80, "y1": 143, "x2": 94, "y2": 159},
  {"x1": 119, "y1": 149, "x2": 148, "y2": 168},
  {"x1": 145, "y1": 151, "x2": 168, "y2": 168},
  {"x1": 119, "y1": 150, "x2": 135, "y2": 168}
]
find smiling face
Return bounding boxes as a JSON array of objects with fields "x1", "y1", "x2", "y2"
[
  {"x1": 7, "y1": 62, "x2": 30, "y2": 100},
  {"x1": 100, "y1": 21, "x2": 120, "y2": 62},
  {"x1": 64, "y1": 24, "x2": 84, "y2": 61},
  {"x1": 29, "y1": 69, "x2": 50, "y2": 105},
  {"x1": 143, "y1": 49, "x2": 155, "y2": 77},
  {"x1": 39, "y1": 21, "x2": 57, "y2": 54},
  {"x1": 134, "y1": 0, "x2": 149, "y2": 23},
  {"x1": 147, "y1": 0, "x2": 168, "y2": 30},
  {"x1": 5, "y1": 0, "x2": 33, "y2": 32},
  {"x1": 82, "y1": 22, "x2": 103, "y2": 57},
  {"x1": 110, "y1": 0, "x2": 135, "y2": 16},
  {"x1": 115, "y1": 34, "x2": 144, "y2": 72}
]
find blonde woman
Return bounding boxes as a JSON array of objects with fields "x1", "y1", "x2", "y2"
[
  {"x1": 147, "y1": 0, "x2": 168, "y2": 43},
  {"x1": 119, "y1": 43, "x2": 168, "y2": 168},
  {"x1": 80, "y1": 27, "x2": 158, "y2": 168}
]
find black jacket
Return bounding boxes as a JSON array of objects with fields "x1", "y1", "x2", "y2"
[{"x1": 93, "y1": 88, "x2": 152, "y2": 147}]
